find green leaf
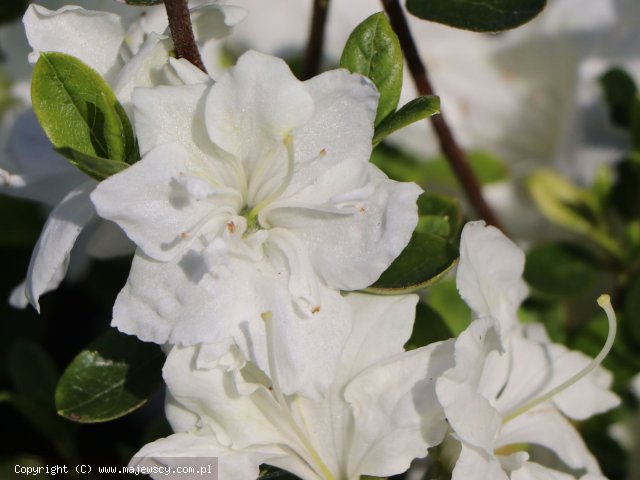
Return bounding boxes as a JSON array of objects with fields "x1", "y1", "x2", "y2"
[
  {"x1": 425, "y1": 278, "x2": 471, "y2": 335},
  {"x1": 55, "y1": 329, "x2": 164, "y2": 423},
  {"x1": 55, "y1": 147, "x2": 129, "y2": 181},
  {"x1": 31, "y1": 52, "x2": 138, "y2": 168},
  {"x1": 372, "y1": 96, "x2": 440, "y2": 146},
  {"x1": 406, "y1": 0, "x2": 547, "y2": 32},
  {"x1": 366, "y1": 231, "x2": 458, "y2": 293},
  {"x1": 599, "y1": 68, "x2": 637, "y2": 128},
  {"x1": 416, "y1": 193, "x2": 462, "y2": 239},
  {"x1": 340, "y1": 12, "x2": 403, "y2": 126},
  {"x1": 526, "y1": 169, "x2": 620, "y2": 257},
  {"x1": 524, "y1": 243, "x2": 599, "y2": 299}
]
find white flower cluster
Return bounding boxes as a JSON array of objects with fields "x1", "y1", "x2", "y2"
[{"x1": 0, "y1": 2, "x2": 622, "y2": 479}]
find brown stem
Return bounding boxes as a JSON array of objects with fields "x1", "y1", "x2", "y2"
[
  {"x1": 381, "y1": 0, "x2": 504, "y2": 231},
  {"x1": 163, "y1": 0, "x2": 207, "y2": 73},
  {"x1": 301, "y1": 0, "x2": 331, "y2": 80}
]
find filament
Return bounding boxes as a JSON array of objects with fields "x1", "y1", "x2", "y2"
[{"x1": 502, "y1": 294, "x2": 617, "y2": 423}]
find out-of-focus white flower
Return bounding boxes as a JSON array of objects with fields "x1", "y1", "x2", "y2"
[
  {"x1": 437, "y1": 221, "x2": 619, "y2": 479},
  {"x1": 132, "y1": 293, "x2": 453, "y2": 480},
  {"x1": 91, "y1": 50, "x2": 422, "y2": 397},
  {"x1": 1, "y1": 2, "x2": 243, "y2": 310}
]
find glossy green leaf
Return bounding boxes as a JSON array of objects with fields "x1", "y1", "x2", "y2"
[
  {"x1": 55, "y1": 147, "x2": 129, "y2": 181},
  {"x1": 366, "y1": 231, "x2": 458, "y2": 293},
  {"x1": 599, "y1": 68, "x2": 637, "y2": 128},
  {"x1": 526, "y1": 169, "x2": 620, "y2": 257},
  {"x1": 31, "y1": 52, "x2": 138, "y2": 167},
  {"x1": 524, "y1": 243, "x2": 599, "y2": 299},
  {"x1": 416, "y1": 193, "x2": 462, "y2": 239},
  {"x1": 425, "y1": 278, "x2": 471, "y2": 336},
  {"x1": 406, "y1": 0, "x2": 546, "y2": 32},
  {"x1": 372, "y1": 96, "x2": 440, "y2": 146},
  {"x1": 340, "y1": 12, "x2": 403, "y2": 125},
  {"x1": 55, "y1": 329, "x2": 164, "y2": 423}
]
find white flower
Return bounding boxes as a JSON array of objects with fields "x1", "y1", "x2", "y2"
[
  {"x1": 2, "y1": 2, "x2": 242, "y2": 309},
  {"x1": 91, "y1": 50, "x2": 422, "y2": 397},
  {"x1": 437, "y1": 221, "x2": 620, "y2": 479},
  {"x1": 131, "y1": 293, "x2": 453, "y2": 480}
]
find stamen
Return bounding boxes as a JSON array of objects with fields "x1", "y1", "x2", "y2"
[
  {"x1": 260, "y1": 311, "x2": 335, "y2": 480},
  {"x1": 502, "y1": 294, "x2": 617, "y2": 424}
]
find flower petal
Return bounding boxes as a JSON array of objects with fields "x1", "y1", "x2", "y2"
[
  {"x1": 265, "y1": 161, "x2": 421, "y2": 290},
  {"x1": 205, "y1": 50, "x2": 314, "y2": 163},
  {"x1": 91, "y1": 142, "x2": 238, "y2": 262},
  {"x1": 451, "y1": 444, "x2": 510, "y2": 480},
  {"x1": 457, "y1": 221, "x2": 528, "y2": 346},
  {"x1": 497, "y1": 407, "x2": 601, "y2": 474},
  {"x1": 25, "y1": 181, "x2": 96, "y2": 311},
  {"x1": 345, "y1": 340, "x2": 453, "y2": 478},
  {"x1": 131, "y1": 431, "x2": 269, "y2": 480},
  {"x1": 24, "y1": 4, "x2": 125, "y2": 80}
]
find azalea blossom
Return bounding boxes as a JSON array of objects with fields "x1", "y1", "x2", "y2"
[
  {"x1": 436, "y1": 221, "x2": 620, "y2": 479},
  {"x1": 1, "y1": 2, "x2": 243, "y2": 309},
  {"x1": 91, "y1": 50, "x2": 421, "y2": 396},
  {"x1": 131, "y1": 293, "x2": 453, "y2": 480}
]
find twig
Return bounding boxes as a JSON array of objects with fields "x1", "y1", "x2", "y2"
[
  {"x1": 163, "y1": 0, "x2": 207, "y2": 73},
  {"x1": 381, "y1": 0, "x2": 503, "y2": 231},
  {"x1": 301, "y1": 0, "x2": 331, "y2": 80}
]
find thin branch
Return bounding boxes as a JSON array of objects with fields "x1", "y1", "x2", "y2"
[
  {"x1": 381, "y1": 0, "x2": 504, "y2": 231},
  {"x1": 163, "y1": 0, "x2": 207, "y2": 73},
  {"x1": 301, "y1": 0, "x2": 331, "y2": 80}
]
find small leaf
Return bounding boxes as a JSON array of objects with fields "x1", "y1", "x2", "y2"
[
  {"x1": 599, "y1": 68, "x2": 638, "y2": 128},
  {"x1": 366, "y1": 231, "x2": 458, "y2": 293},
  {"x1": 55, "y1": 147, "x2": 129, "y2": 181},
  {"x1": 406, "y1": 0, "x2": 547, "y2": 32},
  {"x1": 416, "y1": 193, "x2": 462, "y2": 239},
  {"x1": 55, "y1": 329, "x2": 164, "y2": 423},
  {"x1": 372, "y1": 96, "x2": 440, "y2": 146},
  {"x1": 524, "y1": 243, "x2": 599, "y2": 299},
  {"x1": 31, "y1": 52, "x2": 138, "y2": 167},
  {"x1": 526, "y1": 169, "x2": 620, "y2": 256},
  {"x1": 340, "y1": 12, "x2": 403, "y2": 125}
]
